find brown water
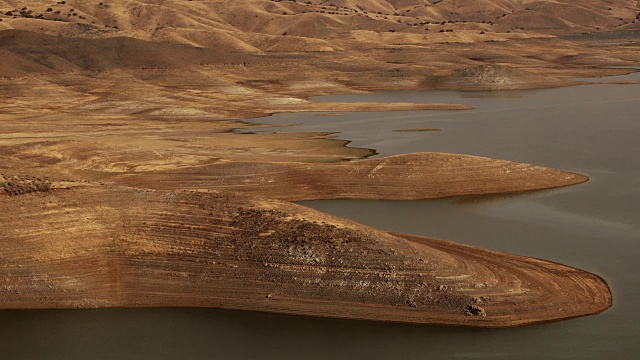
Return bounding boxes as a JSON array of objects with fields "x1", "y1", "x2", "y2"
[{"x1": 2, "y1": 81, "x2": 639, "y2": 359}]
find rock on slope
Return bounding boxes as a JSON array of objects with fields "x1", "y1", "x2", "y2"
[{"x1": 427, "y1": 64, "x2": 574, "y2": 90}]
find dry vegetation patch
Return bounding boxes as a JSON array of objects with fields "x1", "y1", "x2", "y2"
[{"x1": 0, "y1": 174, "x2": 51, "y2": 196}]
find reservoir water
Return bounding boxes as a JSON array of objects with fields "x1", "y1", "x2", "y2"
[{"x1": 2, "y1": 79, "x2": 639, "y2": 359}]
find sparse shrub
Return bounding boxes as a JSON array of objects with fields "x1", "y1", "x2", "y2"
[{"x1": 1, "y1": 176, "x2": 52, "y2": 196}]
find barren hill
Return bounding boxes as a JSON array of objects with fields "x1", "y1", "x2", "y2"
[
  {"x1": 1, "y1": 0, "x2": 639, "y2": 48},
  {"x1": 0, "y1": 0, "x2": 637, "y2": 85}
]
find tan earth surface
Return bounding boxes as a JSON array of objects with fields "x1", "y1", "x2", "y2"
[{"x1": 1, "y1": 0, "x2": 635, "y2": 325}]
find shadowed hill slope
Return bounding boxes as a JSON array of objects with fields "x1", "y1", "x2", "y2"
[{"x1": 0, "y1": 29, "x2": 255, "y2": 77}]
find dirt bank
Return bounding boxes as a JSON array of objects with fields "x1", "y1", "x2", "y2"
[
  {"x1": 114, "y1": 152, "x2": 589, "y2": 201},
  {"x1": 0, "y1": 186, "x2": 611, "y2": 327}
]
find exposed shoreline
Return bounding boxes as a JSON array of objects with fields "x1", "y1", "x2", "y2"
[
  {"x1": 112, "y1": 153, "x2": 590, "y2": 201},
  {"x1": 0, "y1": 72, "x2": 615, "y2": 326},
  {"x1": 0, "y1": 66, "x2": 616, "y2": 327},
  {"x1": 0, "y1": 186, "x2": 611, "y2": 327}
]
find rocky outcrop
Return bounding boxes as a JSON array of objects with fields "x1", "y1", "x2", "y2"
[
  {"x1": 465, "y1": 305, "x2": 487, "y2": 317},
  {"x1": 427, "y1": 65, "x2": 575, "y2": 91}
]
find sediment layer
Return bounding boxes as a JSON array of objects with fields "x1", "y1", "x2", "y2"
[
  {"x1": 116, "y1": 152, "x2": 589, "y2": 201},
  {"x1": 0, "y1": 0, "x2": 631, "y2": 326},
  {"x1": 0, "y1": 186, "x2": 611, "y2": 327}
]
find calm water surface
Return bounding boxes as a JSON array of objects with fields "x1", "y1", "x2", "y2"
[{"x1": 2, "y1": 81, "x2": 639, "y2": 359}]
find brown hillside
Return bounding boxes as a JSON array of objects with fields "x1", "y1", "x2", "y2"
[
  {"x1": 0, "y1": 185, "x2": 611, "y2": 327},
  {"x1": 0, "y1": 29, "x2": 254, "y2": 77},
  {"x1": 427, "y1": 64, "x2": 575, "y2": 90},
  {"x1": 0, "y1": 0, "x2": 638, "y2": 45}
]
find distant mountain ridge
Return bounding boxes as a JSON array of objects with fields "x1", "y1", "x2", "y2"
[
  {"x1": 0, "y1": 0, "x2": 638, "y2": 52},
  {"x1": 0, "y1": 1, "x2": 637, "y2": 81}
]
